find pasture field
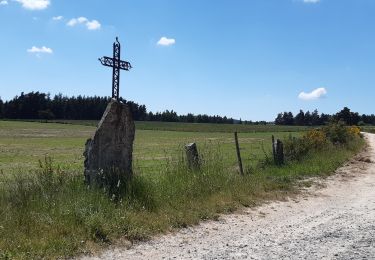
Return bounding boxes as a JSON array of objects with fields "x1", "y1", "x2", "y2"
[
  {"x1": 0, "y1": 120, "x2": 302, "y2": 176},
  {"x1": 362, "y1": 126, "x2": 375, "y2": 134},
  {"x1": 0, "y1": 120, "x2": 364, "y2": 259},
  {"x1": 12, "y1": 119, "x2": 311, "y2": 133}
]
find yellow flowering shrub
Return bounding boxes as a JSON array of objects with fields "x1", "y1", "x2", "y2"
[
  {"x1": 284, "y1": 129, "x2": 328, "y2": 161},
  {"x1": 303, "y1": 129, "x2": 328, "y2": 149},
  {"x1": 285, "y1": 123, "x2": 362, "y2": 162},
  {"x1": 348, "y1": 126, "x2": 361, "y2": 136}
]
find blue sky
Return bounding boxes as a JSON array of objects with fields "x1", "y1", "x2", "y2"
[{"x1": 0, "y1": 0, "x2": 374, "y2": 121}]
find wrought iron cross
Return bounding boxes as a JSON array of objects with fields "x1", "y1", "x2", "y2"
[{"x1": 99, "y1": 37, "x2": 132, "y2": 100}]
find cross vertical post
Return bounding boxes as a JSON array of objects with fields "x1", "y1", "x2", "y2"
[
  {"x1": 99, "y1": 37, "x2": 132, "y2": 100},
  {"x1": 112, "y1": 38, "x2": 120, "y2": 99}
]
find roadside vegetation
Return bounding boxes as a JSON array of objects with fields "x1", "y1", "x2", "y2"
[
  {"x1": 362, "y1": 126, "x2": 375, "y2": 134},
  {"x1": 0, "y1": 121, "x2": 364, "y2": 259}
]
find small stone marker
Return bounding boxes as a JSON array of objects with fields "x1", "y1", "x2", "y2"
[
  {"x1": 185, "y1": 143, "x2": 200, "y2": 170},
  {"x1": 84, "y1": 99, "x2": 135, "y2": 186}
]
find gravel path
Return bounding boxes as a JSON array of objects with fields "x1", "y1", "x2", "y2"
[{"x1": 82, "y1": 133, "x2": 375, "y2": 260}]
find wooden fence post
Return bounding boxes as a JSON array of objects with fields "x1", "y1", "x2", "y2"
[
  {"x1": 276, "y1": 139, "x2": 284, "y2": 165},
  {"x1": 185, "y1": 143, "x2": 200, "y2": 170},
  {"x1": 272, "y1": 136, "x2": 284, "y2": 165},
  {"x1": 272, "y1": 135, "x2": 276, "y2": 163},
  {"x1": 234, "y1": 132, "x2": 244, "y2": 175}
]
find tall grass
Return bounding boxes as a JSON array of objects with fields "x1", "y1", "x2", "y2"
[{"x1": 0, "y1": 134, "x2": 365, "y2": 259}]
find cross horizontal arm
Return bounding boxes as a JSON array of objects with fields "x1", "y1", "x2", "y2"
[
  {"x1": 98, "y1": 56, "x2": 114, "y2": 68},
  {"x1": 119, "y1": 60, "x2": 132, "y2": 71},
  {"x1": 99, "y1": 56, "x2": 132, "y2": 71}
]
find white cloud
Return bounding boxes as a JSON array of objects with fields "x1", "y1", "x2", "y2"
[
  {"x1": 298, "y1": 87, "x2": 327, "y2": 101},
  {"x1": 86, "y1": 20, "x2": 101, "y2": 30},
  {"x1": 67, "y1": 17, "x2": 87, "y2": 26},
  {"x1": 67, "y1": 17, "x2": 101, "y2": 30},
  {"x1": 0, "y1": 1, "x2": 8, "y2": 6},
  {"x1": 14, "y1": 0, "x2": 50, "y2": 10},
  {"x1": 157, "y1": 37, "x2": 176, "y2": 46},
  {"x1": 27, "y1": 46, "x2": 53, "y2": 54},
  {"x1": 302, "y1": 0, "x2": 320, "y2": 3},
  {"x1": 52, "y1": 15, "x2": 63, "y2": 21}
]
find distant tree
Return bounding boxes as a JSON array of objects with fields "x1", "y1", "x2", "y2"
[
  {"x1": 335, "y1": 107, "x2": 361, "y2": 125},
  {"x1": 361, "y1": 114, "x2": 375, "y2": 125},
  {"x1": 0, "y1": 97, "x2": 3, "y2": 118},
  {"x1": 2, "y1": 91, "x2": 240, "y2": 124},
  {"x1": 186, "y1": 113, "x2": 195, "y2": 123},
  {"x1": 320, "y1": 113, "x2": 331, "y2": 125},
  {"x1": 351, "y1": 112, "x2": 360, "y2": 126},
  {"x1": 275, "y1": 113, "x2": 284, "y2": 125},
  {"x1": 304, "y1": 111, "x2": 312, "y2": 126},
  {"x1": 294, "y1": 110, "x2": 305, "y2": 126},
  {"x1": 253, "y1": 121, "x2": 267, "y2": 125},
  {"x1": 283, "y1": 112, "x2": 294, "y2": 125},
  {"x1": 160, "y1": 110, "x2": 178, "y2": 122},
  {"x1": 3, "y1": 92, "x2": 48, "y2": 119},
  {"x1": 361, "y1": 114, "x2": 369, "y2": 125},
  {"x1": 275, "y1": 112, "x2": 294, "y2": 125},
  {"x1": 311, "y1": 109, "x2": 320, "y2": 126},
  {"x1": 335, "y1": 107, "x2": 351, "y2": 125},
  {"x1": 274, "y1": 107, "x2": 372, "y2": 126}
]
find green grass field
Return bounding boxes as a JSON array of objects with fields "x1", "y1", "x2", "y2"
[
  {"x1": 362, "y1": 125, "x2": 375, "y2": 134},
  {"x1": 9, "y1": 119, "x2": 311, "y2": 132},
  {"x1": 0, "y1": 120, "x2": 302, "y2": 176},
  {"x1": 0, "y1": 120, "x2": 364, "y2": 259}
]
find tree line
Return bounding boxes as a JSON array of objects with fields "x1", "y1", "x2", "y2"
[
  {"x1": 2, "y1": 92, "x2": 373, "y2": 126},
  {"x1": 0, "y1": 92, "x2": 236, "y2": 124},
  {"x1": 275, "y1": 107, "x2": 375, "y2": 126}
]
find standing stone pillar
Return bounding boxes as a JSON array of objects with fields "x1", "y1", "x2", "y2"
[{"x1": 84, "y1": 99, "x2": 135, "y2": 187}]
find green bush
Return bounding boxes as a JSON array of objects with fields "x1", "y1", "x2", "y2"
[
  {"x1": 284, "y1": 123, "x2": 361, "y2": 163},
  {"x1": 283, "y1": 135, "x2": 310, "y2": 161},
  {"x1": 323, "y1": 121, "x2": 352, "y2": 144}
]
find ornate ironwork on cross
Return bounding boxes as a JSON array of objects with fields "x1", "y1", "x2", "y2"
[{"x1": 99, "y1": 37, "x2": 132, "y2": 100}]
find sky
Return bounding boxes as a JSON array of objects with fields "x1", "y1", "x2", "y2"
[{"x1": 0, "y1": 0, "x2": 375, "y2": 121}]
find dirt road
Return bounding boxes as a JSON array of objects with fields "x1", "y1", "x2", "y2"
[{"x1": 83, "y1": 133, "x2": 375, "y2": 260}]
